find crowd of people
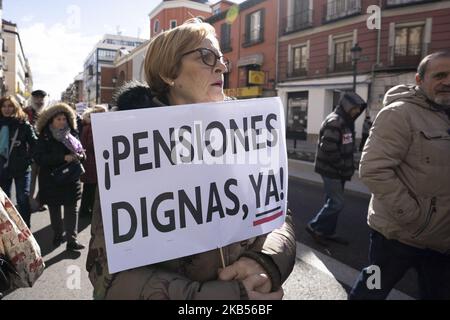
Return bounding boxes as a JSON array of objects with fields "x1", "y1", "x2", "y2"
[
  {"x1": 0, "y1": 18, "x2": 449, "y2": 300},
  {"x1": 0, "y1": 91, "x2": 102, "y2": 251}
]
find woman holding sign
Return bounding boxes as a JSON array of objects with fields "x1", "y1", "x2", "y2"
[{"x1": 87, "y1": 19, "x2": 296, "y2": 300}]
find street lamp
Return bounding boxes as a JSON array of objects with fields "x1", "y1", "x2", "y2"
[{"x1": 351, "y1": 43, "x2": 362, "y2": 92}]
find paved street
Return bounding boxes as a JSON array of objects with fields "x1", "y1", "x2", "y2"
[{"x1": 3, "y1": 177, "x2": 416, "y2": 300}]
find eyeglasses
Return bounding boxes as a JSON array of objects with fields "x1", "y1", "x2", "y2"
[{"x1": 182, "y1": 47, "x2": 230, "y2": 72}]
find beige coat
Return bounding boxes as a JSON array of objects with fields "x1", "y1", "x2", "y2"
[
  {"x1": 86, "y1": 189, "x2": 296, "y2": 300},
  {"x1": 360, "y1": 85, "x2": 450, "y2": 254}
]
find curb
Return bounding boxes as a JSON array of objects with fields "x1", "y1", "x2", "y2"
[{"x1": 288, "y1": 159, "x2": 371, "y2": 197}]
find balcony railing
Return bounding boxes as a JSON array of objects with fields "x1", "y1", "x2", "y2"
[
  {"x1": 330, "y1": 60, "x2": 353, "y2": 73},
  {"x1": 394, "y1": 44, "x2": 422, "y2": 67},
  {"x1": 385, "y1": 0, "x2": 439, "y2": 8},
  {"x1": 323, "y1": 0, "x2": 362, "y2": 23},
  {"x1": 243, "y1": 27, "x2": 264, "y2": 47},
  {"x1": 288, "y1": 68, "x2": 308, "y2": 78},
  {"x1": 281, "y1": 9, "x2": 314, "y2": 35}
]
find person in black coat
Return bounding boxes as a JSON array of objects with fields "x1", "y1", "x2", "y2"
[
  {"x1": 34, "y1": 103, "x2": 86, "y2": 251},
  {"x1": 0, "y1": 96, "x2": 38, "y2": 227},
  {"x1": 306, "y1": 92, "x2": 367, "y2": 245}
]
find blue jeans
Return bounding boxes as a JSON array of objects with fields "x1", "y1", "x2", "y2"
[
  {"x1": 349, "y1": 229, "x2": 450, "y2": 300},
  {"x1": 0, "y1": 171, "x2": 32, "y2": 227},
  {"x1": 308, "y1": 175, "x2": 345, "y2": 236}
]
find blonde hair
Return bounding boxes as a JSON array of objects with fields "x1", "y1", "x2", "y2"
[
  {"x1": 0, "y1": 96, "x2": 28, "y2": 121},
  {"x1": 82, "y1": 104, "x2": 107, "y2": 122},
  {"x1": 144, "y1": 18, "x2": 217, "y2": 98}
]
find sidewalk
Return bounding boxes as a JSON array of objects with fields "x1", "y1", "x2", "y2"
[{"x1": 287, "y1": 139, "x2": 370, "y2": 196}]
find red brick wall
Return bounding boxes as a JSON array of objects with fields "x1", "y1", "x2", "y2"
[
  {"x1": 100, "y1": 89, "x2": 114, "y2": 105},
  {"x1": 212, "y1": 0, "x2": 278, "y2": 91},
  {"x1": 101, "y1": 67, "x2": 115, "y2": 87},
  {"x1": 151, "y1": 7, "x2": 212, "y2": 37},
  {"x1": 278, "y1": 0, "x2": 450, "y2": 82},
  {"x1": 115, "y1": 60, "x2": 133, "y2": 86}
]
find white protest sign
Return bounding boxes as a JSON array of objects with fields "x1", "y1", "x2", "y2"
[{"x1": 92, "y1": 97, "x2": 288, "y2": 273}]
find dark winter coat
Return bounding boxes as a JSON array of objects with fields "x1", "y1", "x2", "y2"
[
  {"x1": 0, "y1": 118, "x2": 37, "y2": 178},
  {"x1": 33, "y1": 104, "x2": 82, "y2": 206},
  {"x1": 314, "y1": 106, "x2": 358, "y2": 181},
  {"x1": 80, "y1": 123, "x2": 96, "y2": 184}
]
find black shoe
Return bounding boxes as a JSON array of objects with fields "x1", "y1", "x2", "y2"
[
  {"x1": 66, "y1": 241, "x2": 85, "y2": 251},
  {"x1": 305, "y1": 224, "x2": 329, "y2": 247},
  {"x1": 38, "y1": 205, "x2": 47, "y2": 212},
  {"x1": 53, "y1": 235, "x2": 64, "y2": 247}
]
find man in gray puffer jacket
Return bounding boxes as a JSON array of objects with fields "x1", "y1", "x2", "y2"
[{"x1": 350, "y1": 51, "x2": 450, "y2": 300}]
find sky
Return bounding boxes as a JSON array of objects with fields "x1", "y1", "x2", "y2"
[{"x1": 3, "y1": 0, "x2": 243, "y2": 101}]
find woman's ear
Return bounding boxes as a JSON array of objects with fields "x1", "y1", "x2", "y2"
[{"x1": 159, "y1": 74, "x2": 175, "y2": 87}]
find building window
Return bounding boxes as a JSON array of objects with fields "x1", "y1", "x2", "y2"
[
  {"x1": 220, "y1": 23, "x2": 232, "y2": 52},
  {"x1": 395, "y1": 25, "x2": 423, "y2": 58},
  {"x1": 389, "y1": 19, "x2": 431, "y2": 66},
  {"x1": 333, "y1": 37, "x2": 353, "y2": 72},
  {"x1": 223, "y1": 72, "x2": 230, "y2": 89},
  {"x1": 244, "y1": 10, "x2": 264, "y2": 47},
  {"x1": 213, "y1": 5, "x2": 221, "y2": 15},
  {"x1": 98, "y1": 49, "x2": 117, "y2": 61},
  {"x1": 154, "y1": 20, "x2": 160, "y2": 34},
  {"x1": 170, "y1": 20, "x2": 177, "y2": 29},
  {"x1": 285, "y1": 0, "x2": 313, "y2": 33},
  {"x1": 287, "y1": 91, "x2": 309, "y2": 138},
  {"x1": 386, "y1": 0, "x2": 428, "y2": 7},
  {"x1": 325, "y1": 0, "x2": 361, "y2": 22},
  {"x1": 289, "y1": 45, "x2": 308, "y2": 77}
]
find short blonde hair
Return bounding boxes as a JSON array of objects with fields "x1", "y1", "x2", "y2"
[{"x1": 144, "y1": 18, "x2": 217, "y2": 98}]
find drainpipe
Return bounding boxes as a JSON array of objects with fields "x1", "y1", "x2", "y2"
[
  {"x1": 376, "y1": 0, "x2": 382, "y2": 66},
  {"x1": 275, "y1": 0, "x2": 280, "y2": 94},
  {"x1": 369, "y1": 0, "x2": 382, "y2": 116}
]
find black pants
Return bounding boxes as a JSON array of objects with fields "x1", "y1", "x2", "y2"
[
  {"x1": 79, "y1": 183, "x2": 97, "y2": 217},
  {"x1": 0, "y1": 172, "x2": 32, "y2": 228},
  {"x1": 48, "y1": 203, "x2": 78, "y2": 243},
  {"x1": 349, "y1": 229, "x2": 450, "y2": 300},
  {"x1": 359, "y1": 133, "x2": 369, "y2": 152}
]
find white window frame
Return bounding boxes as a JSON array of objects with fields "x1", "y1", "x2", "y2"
[
  {"x1": 249, "y1": 11, "x2": 262, "y2": 42},
  {"x1": 328, "y1": 30, "x2": 356, "y2": 71},
  {"x1": 170, "y1": 20, "x2": 177, "y2": 29},
  {"x1": 326, "y1": 0, "x2": 361, "y2": 21},
  {"x1": 388, "y1": 19, "x2": 431, "y2": 65},
  {"x1": 154, "y1": 19, "x2": 160, "y2": 34},
  {"x1": 288, "y1": 41, "x2": 310, "y2": 76},
  {"x1": 286, "y1": 0, "x2": 313, "y2": 32}
]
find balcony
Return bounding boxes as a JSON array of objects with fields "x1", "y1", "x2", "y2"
[
  {"x1": 288, "y1": 68, "x2": 308, "y2": 78},
  {"x1": 323, "y1": 0, "x2": 362, "y2": 24},
  {"x1": 328, "y1": 57, "x2": 353, "y2": 73},
  {"x1": 281, "y1": 10, "x2": 314, "y2": 35},
  {"x1": 394, "y1": 44, "x2": 422, "y2": 67},
  {"x1": 242, "y1": 27, "x2": 264, "y2": 47},
  {"x1": 385, "y1": 0, "x2": 440, "y2": 9}
]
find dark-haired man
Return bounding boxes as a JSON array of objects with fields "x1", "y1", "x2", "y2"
[{"x1": 24, "y1": 90, "x2": 48, "y2": 213}]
